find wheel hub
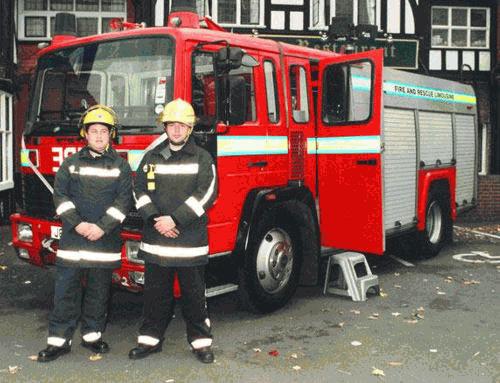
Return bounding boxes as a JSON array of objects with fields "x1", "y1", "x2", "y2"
[
  {"x1": 255, "y1": 228, "x2": 294, "y2": 294},
  {"x1": 426, "y1": 201, "x2": 443, "y2": 244}
]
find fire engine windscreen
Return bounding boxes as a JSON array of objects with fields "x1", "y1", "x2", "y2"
[{"x1": 27, "y1": 36, "x2": 174, "y2": 135}]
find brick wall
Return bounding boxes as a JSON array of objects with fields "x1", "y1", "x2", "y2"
[{"x1": 460, "y1": 175, "x2": 500, "y2": 222}]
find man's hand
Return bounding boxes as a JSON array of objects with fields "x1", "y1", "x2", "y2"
[
  {"x1": 85, "y1": 224, "x2": 105, "y2": 241},
  {"x1": 154, "y1": 216, "x2": 178, "y2": 237},
  {"x1": 75, "y1": 222, "x2": 92, "y2": 237}
]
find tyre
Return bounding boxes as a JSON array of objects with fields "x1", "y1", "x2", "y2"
[
  {"x1": 416, "y1": 189, "x2": 452, "y2": 259},
  {"x1": 238, "y1": 210, "x2": 302, "y2": 313}
]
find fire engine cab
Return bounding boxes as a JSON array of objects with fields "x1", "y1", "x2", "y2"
[{"x1": 11, "y1": 3, "x2": 477, "y2": 313}]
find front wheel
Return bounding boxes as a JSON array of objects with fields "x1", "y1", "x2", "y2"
[
  {"x1": 238, "y1": 212, "x2": 301, "y2": 313},
  {"x1": 416, "y1": 190, "x2": 452, "y2": 259}
]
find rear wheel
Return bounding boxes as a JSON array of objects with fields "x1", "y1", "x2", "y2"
[
  {"x1": 238, "y1": 211, "x2": 301, "y2": 313},
  {"x1": 416, "y1": 189, "x2": 451, "y2": 259}
]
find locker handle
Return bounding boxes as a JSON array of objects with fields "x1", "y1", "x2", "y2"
[
  {"x1": 248, "y1": 161, "x2": 268, "y2": 168},
  {"x1": 356, "y1": 159, "x2": 377, "y2": 166}
]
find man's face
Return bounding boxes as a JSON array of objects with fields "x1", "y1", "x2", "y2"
[
  {"x1": 85, "y1": 123, "x2": 111, "y2": 153},
  {"x1": 165, "y1": 122, "x2": 191, "y2": 145}
]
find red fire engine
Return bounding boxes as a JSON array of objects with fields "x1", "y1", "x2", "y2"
[{"x1": 11, "y1": 4, "x2": 477, "y2": 313}]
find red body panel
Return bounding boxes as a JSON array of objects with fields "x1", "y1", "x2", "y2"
[
  {"x1": 316, "y1": 49, "x2": 385, "y2": 255},
  {"x1": 417, "y1": 168, "x2": 457, "y2": 231}
]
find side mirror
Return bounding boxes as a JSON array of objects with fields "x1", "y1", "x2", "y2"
[
  {"x1": 227, "y1": 75, "x2": 247, "y2": 126},
  {"x1": 193, "y1": 115, "x2": 217, "y2": 134},
  {"x1": 216, "y1": 47, "x2": 244, "y2": 73}
]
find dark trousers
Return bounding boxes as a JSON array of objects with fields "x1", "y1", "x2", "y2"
[
  {"x1": 49, "y1": 265, "x2": 112, "y2": 340},
  {"x1": 140, "y1": 263, "x2": 212, "y2": 346}
]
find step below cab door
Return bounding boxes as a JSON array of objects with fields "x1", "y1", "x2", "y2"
[{"x1": 316, "y1": 49, "x2": 384, "y2": 254}]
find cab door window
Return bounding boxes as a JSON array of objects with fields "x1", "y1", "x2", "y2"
[
  {"x1": 322, "y1": 60, "x2": 372, "y2": 124},
  {"x1": 289, "y1": 65, "x2": 309, "y2": 123},
  {"x1": 264, "y1": 60, "x2": 279, "y2": 123}
]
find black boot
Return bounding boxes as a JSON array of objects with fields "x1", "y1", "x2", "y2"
[
  {"x1": 128, "y1": 342, "x2": 162, "y2": 360},
  {"x1": 38, "y1": 343, "x2": 71, "y2": 363},
  {"x1": 82, "y1": 339, "x2": 109, "y2": 354},
  {"x1": 193, "y1": 346, "x2": 214, "y2": 364}
]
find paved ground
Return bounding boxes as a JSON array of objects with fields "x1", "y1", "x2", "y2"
[{"x1": 0, "y1": 224, "x2": 499, "y2": 383}]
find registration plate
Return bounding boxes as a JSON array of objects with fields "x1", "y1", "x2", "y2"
[{"x1": 51, "y1": 226, "x2": 62, "y2": 239}]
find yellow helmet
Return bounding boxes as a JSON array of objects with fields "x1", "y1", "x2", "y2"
[
  {"x1": 79, "y1": 105, "x2": 118, "y2": 138},
  {"x1": 160, "y1": 98, "x2": 196, "y2": 126}
]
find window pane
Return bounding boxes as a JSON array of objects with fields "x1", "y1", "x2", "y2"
[
  {"x1": 290, "y1": 66, "x2": 309, "y2": 123},
  {"x1": 50, "y1": 16, "x2": 55, "y2": 36},
  {"x1": 50, "y1": 0, "x2": 73, "y2": 11},
  {"x1": 471, "y1": 30, "x2": 487, "y2": 47},
  {"x1": 358, "y1": 0, "x2": 376, "y2": 25},
  {"x1": 102, "y1": 0, "x2": 125, "y2": 12},
  {"x1": 264, "y1": 61, "x2": 279, "y2": 123},
  {"x1": 217, "y1": 0, "x2": 236, "y2": 23},
  {"x1": 451, "y1": 9, "x2": 467, "y2": 26},
  {"x1": 350, "y1": 62, "x2": 371, "y2": 121},
  {"x1": 24, "y1": 0, "x2": 47, "y2": 11},
  {"x1": 6, "y1": 97, "x2": 10, "y2": 131},
  {"x1": 431, "y1": 29, "x2": 448, "y2": 46},
  {"x1": 77, "y1": 18, "x2": 98, "y2": 37},
  {"x1": 312, "y1": 0, "x2": 320, "y2": 26},
  {"x1": 25, "y1": 17, "x2": 47, "y2": 37},
  {"x1": 432, "y1": 8, "x2": 448, "y2": 26},
  {"x1": 471, "y1": 9, "x2": 486, "y2": 27},
  {"x1": 241, "y1": 0, "x2": 260, "y2": 24},
  {"x1": 322, "y1": 61, "x2": 372, "y2": 124},
  {"x1": 196, "y1": 0, "x2": 206, "y2": 16},
  {"x1": 451, "y1": 29, "x2": 467, "y2": 47},
  {"x1": 336, "y1": 0, "x2": 353, "y2": 21},
  {"x1": 102, "y1": 17, "x2": 119, "y2": 33},
  {"x1": 76, "y1": 0, "x2": 98, "y2": 11}
]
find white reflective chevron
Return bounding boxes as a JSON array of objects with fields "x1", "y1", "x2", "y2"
[
  {"x1": 136, "y1": 194, "x2": 152, "y2": 209},
  {"x1": 56, "y1": 201, "x2": 76, "y2": 215},
  {"x1": 191, "y1": 338, "x2": 212, "y2": 349},
  {"x1": 140, "y1": 242, "x2": 209, "y2": 257},
  {"x1": 79, "y1": 167, "x2": 121, "y2": 177},
  {"x1": 138, "y1": 335, "x2": 160, "y2": 346},
  {"x1": 82, "y1": 332, "x2": 101, "y2": 342},
  {"x1": 47, "y1": 336, "x2": 67, "y2": 347},
  {"x1": 57, "y1": 249, "x2": 121, "y2": 262},
  {"x1": 199, "y1": 164, "x2": 216, "y2": 206},
  {"x1": 185, "y1": 196, "x2": 204, "y2": 217},
  {"x1": 106, "y1": 207, "x2": 126, "y2": 222},
  {"x1": 154, "y1": 163, "x2": 199, "y2": 174}
]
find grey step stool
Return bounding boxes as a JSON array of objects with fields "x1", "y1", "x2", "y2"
[{"x1": 323, "y1": 252, "x2": 380, "y2": 301}]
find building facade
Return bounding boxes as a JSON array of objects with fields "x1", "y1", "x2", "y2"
[
  {"x1": 0, "y1": 0, "x2": 16, "y2": 221},
  {"x1": 11, "y1": 0, "x2": 500, "y2": 219}
]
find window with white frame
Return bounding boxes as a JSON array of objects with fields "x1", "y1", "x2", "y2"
[
  {"x1": 431, "y1": 7, "x2": 489, "y2": 48},
  {"x1": 18, "y1": 0, "x2": 127, "y2": 40},
  {"x1": 213, "y1": 0, "x2": 264, "y2": 27},
  {"x1": 310, "y1": 0, "x2": 376, "y2": 30},
  {"x1": 0, "y1": 92, "x2": 13, "y2": 192}
]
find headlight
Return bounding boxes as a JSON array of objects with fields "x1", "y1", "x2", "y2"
[
  {"x1": 125, "y1": 240, "x2": 143, "y2": 264},
  {"x1": 18, "y1": 223, "x2": 33, "y2": 242}
]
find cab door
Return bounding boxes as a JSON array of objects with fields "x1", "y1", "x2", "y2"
[{"x1": 316, "y1": 49, "x2": 384, "y2": 254}]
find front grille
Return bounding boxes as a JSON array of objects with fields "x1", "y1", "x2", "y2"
[{"x1": 21, "y1": 173, "x2": 143, "y2": 230}]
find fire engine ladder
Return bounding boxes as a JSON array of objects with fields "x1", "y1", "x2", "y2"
[{"x1": 323, "y1": 252, "x2": 380, "y2": 301}]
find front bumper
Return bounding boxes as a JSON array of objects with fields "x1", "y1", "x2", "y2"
[{"x1": 10, "y1": 213, "x2": 146, "y2": 292}]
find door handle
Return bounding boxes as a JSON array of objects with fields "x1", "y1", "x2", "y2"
[
  {"x1": 248, "y1": 161, "x2": 268, "y2": 168},
  {"x1": 356, "y1": 159, "x2": 377, "y2": 166}
]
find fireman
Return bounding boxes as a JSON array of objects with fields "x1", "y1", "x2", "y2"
[
  {"x1": 129, "y1": 98, "x2": 217, "y2": 363},
  {"x1": 38, "y1": 105, "x2": 132, "y2": 362}
]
